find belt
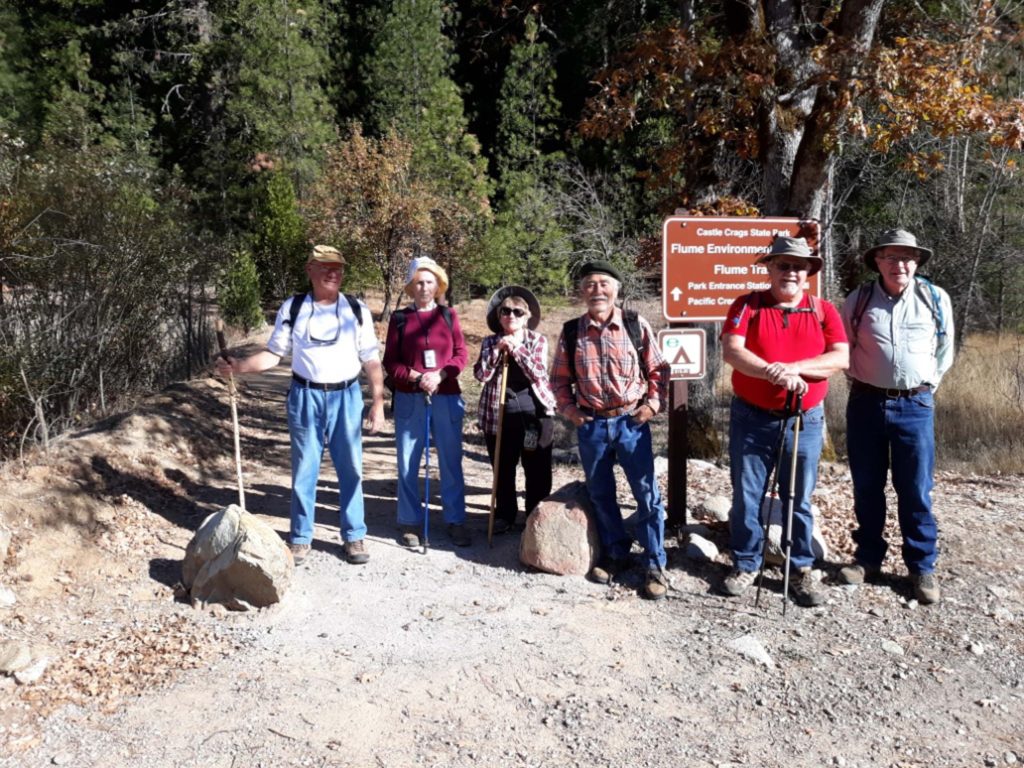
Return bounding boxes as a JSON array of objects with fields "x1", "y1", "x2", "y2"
[
  {"x1": 292, "y1": 373, "x2": 358, "y2": 391},
  {"x1": 850, "y1": 380, "x2": 930, "y2": 398},
  {"x1": 738, "y1": 397, "x2": 804, "y2": 419},
  {"x1": 578, "y1": 401, "x2": 638, "y2": 418}
]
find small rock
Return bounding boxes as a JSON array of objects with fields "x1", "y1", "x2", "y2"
[
  {"x1": 51, "y1": 753, "x2": 73, "y2": 766},
  {"x1": 690, "y1": 459, "x2": 717, "y2": 471},
  {"x1": 987, "y1": 585, "x2": 1010, "y2": 600},
  {"x1": 881, "y1": 640, "x2": 905, "y2": 656},
  {"x1": 1004, "y1": 751, "x2": 1018, "y2": 765},
  {"x1": 654, "y1": 456, "x2": 669, "y2": 477},
  {"x1": 727, "y1": 634, "x2": 775, "y2": 668},
  {"x1": 0, "y1": 585, "x2": 15, "y2": 608},
  {"x1": 991, "y1": 607, "x2": 1015, "y2": 623},
  {"x1": 14, "y1": 657, "x2": 48, "y2": 684},
  {"x1": 685, "y1": 534, "x2": 719, "y2": 562},
  {"x1": 970, "y1": 643, "x2": 986, "y2": 656},
  {"x1": 699, "y1": 495, "x2": 731, "y2": 523},
  {"x1": 0, "y1": 641, "x2": 32, "y2": 674}
]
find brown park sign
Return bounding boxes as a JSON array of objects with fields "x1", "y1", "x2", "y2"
[{"x1": 662, "y1": 217, "x2": 820, "y2": 322}]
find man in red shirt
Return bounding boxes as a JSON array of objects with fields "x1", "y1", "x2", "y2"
[
  {"x1": 720, "y1": 235, "x2": 849, "y2": 606},
  {"x1": 552, "y1": 261, "x2": 670, "y2": 600}
]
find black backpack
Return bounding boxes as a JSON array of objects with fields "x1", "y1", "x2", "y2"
[
  {"x1": 284, "y1": 292, "x2": 365, "y2": 331},
  {"x1": 561, "y1": 309, "x2": 648, "y2": 383}
]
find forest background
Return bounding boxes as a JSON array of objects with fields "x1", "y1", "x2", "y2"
[{"x1": 1, "y1": 0, "x2": 1023, "y2": 468}]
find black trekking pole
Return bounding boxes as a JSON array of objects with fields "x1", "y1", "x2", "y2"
[
  {"x1": 755, "y1": 390, "x2": 795, "y2": 608},
  {"x1": 780, "y1": 392, "x2": 804, "y2": 616},
  {"x1": 421, "y1": 393, "x2": 432, "y2": 555}
]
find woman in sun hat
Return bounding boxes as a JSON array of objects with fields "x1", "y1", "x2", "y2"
[
  {"x1": 382, "y1": 255, "x2": 470, "y2": 548},
  {"x1": 473, "y1": 286, "x2": 556, "y2": 534}
]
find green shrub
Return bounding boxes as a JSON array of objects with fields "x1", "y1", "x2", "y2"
[{"x1": 220, "y1": 250, "x2": 265, "y2": 331}]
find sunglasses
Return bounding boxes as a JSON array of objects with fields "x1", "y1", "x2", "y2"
[
  {"x1": 499, "y1": 307, "x2": 527, "y2": 318},
  {"x1": 772, "y1": 260, "x2": 809, "y2": 272}
]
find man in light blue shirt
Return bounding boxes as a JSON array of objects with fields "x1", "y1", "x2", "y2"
[{"x1": 838, "y1": 229, "x2": 954, "y2": 604}]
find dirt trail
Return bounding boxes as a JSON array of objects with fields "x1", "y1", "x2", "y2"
[{"x1": 1, "y1": 307, "x2": 1023, "y2": 768}]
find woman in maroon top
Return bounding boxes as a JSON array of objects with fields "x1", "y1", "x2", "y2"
[{"x1": 382, "y1": 257, "x2": 470, "y2": 548}]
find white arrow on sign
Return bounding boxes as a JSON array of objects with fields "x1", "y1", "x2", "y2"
[{"x1": 670, "y1": 286, "x2": 682, "y2": 301}]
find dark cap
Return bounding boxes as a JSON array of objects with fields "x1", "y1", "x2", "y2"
[{"x1": 577, "y1": 260, "x2": 624, "y2": 284}]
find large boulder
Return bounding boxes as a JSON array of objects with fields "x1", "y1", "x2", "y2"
[
  {"x1": 519, "y1": 482, "x2": 599, "y2": 576},
  {"x1": 182, "y1": 505, "x2": 292, "y2": 610}
]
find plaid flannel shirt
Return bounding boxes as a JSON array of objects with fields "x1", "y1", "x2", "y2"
[
  {"x1": 551, "y1": 308, "x2": 668, "y2": 420},
  {"x1": 473, "y1": 330, "x2": 556, "y2": 435}
]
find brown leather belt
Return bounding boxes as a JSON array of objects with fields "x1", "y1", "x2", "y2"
[
  {"x1": 850, "y1": 380, "x2": 930, "y2": 398},
  {"x1": 579, "y1": 402, "x2": 638, "y2": 418}
]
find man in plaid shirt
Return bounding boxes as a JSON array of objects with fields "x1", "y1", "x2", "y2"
[{"x1": 552, "y1": 261, "x2": 670, "y2": 600}]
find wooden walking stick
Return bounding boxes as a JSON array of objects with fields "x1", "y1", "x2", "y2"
[
  {"x1": 487, "y1": 352, "x2": 510, "y2": 547},
  {"x1": 216, "y1": 321, "x2": 246, "y2": 511}
]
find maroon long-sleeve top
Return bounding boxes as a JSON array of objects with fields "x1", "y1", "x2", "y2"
[{"x1": 382, "y1": 305, "x2": 467, "y2": 395}]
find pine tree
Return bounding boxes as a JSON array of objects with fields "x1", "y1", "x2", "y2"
[{"x1": 362, "y1": 0, "x2": 489, "y2": 291}]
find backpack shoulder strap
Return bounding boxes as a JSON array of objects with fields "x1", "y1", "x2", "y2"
[
  {"x1": 808, "y1": 295, "x2": 825, "y2": 326},
  {"x1": 562, "y1": 318, "x2": 580, "y2": 383},
  {"x1": 342, "y1": 293, "x2": 364, "y2": 326},
  {"x1": 439, "y1": 305, "x2": 453, "y2": 331},
  {"x1": 285, "y1": 292, "x2": 308, "y2": 329},
  {"x1": 914, "y1": 277, "x2": 946, "y2": 338},
  {"x1": 622, "y1": 309, "x2": 649, "y2": 381},
  {"x1": 849, "y1": 281, "x2": 875, "y2": 345}
]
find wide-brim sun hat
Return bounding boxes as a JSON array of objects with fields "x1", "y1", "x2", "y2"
[
  {"x1": 404, "y1": 256, "x2": 449, "y2": 297},
  {"x1": 755, "y1": 235, "x2": 823, "y2": 277},
  {"x1": 309, "y1": 244, "x2": 345, "y2": 265},
  {"x1": 486, "y1": 285, "x2": 542, "y2": 334},
  {"x1": 862, "y1": 228, "x2": 933, "y2": 272}
]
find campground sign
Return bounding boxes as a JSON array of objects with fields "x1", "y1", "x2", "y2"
[{"x1": 662, "y1": 217, "x2": 820, "y2": 322}]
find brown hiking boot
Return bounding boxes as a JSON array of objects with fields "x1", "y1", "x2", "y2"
[
  {"x1": 790, "y1": 567, "x2": 826, "y2": 607},
  {"x1": 721, "y1": 568, "x2": 757, "y2": 597},
  {"x1": 588, "y1": 557, "x2": 628, "y2": 585},
  {"x1": 344, "y1": 539, "x2": 369, "y2": 565},
  {"x1": 838, "y1": 562, "x2": 881, "y2": 585},
  {"x1": 911, "y1": 572, "x2": 940, "y2": 604},
  {"x1": 644, "y1": 568, "x2": 669, "y2": 601},
  {"x1": 289, "y1": 543, "x2": 311, "y2": 566}
]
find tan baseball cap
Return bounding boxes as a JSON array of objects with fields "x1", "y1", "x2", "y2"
[{"x1": 309, "y1": 245, "x2": 346, "y2": 265}]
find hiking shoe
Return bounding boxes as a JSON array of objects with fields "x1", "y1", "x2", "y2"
[
  {"x1": 790, "y1": 567, "x2": 826, "y2": 607},
  {"x1": 721, "y1": 568, "x2": 757, "y2": 597},
  {"x1": 448, "y1": 523, "x2": 472, "y2": 547},
  {"x1": 644, "y1": 568, "x2": 669, "y2": 601},
  {"x1": 289, "y1": 543, "x2": 311, "y2": 566},
  {"x1": 491, "y1": 518, "x2": 513, "y2": 535},
  {"x1": 838, "y1": 562, "x2": 881, "y2": 585},
  {"x1": 399, "y1": 527, "x2": 420, "y2": 549},
  {"x1": 343, "y1": 539, "x2": 369, "y2": 565},
  {"x1": 912, "y1": 572, "x2": 940, "y2": 605},
  {"x1": 588, "y1": 557, "x2": 628, "y2": 585}
]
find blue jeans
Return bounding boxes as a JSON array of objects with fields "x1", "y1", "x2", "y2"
[
  {"x1": 287, "y1": 382, "x2": 367, "y2": 545},
  {"x1": 576, "y1": 415, "x2": 666, "y2": 569},
  {"x1": 846, "y1": 389, "x2": 937, "y2": 574},
  {"x1": 394, "y1": 391, "x2": 466, "y2": 526},
  {"x1": 728, "y1": 397, "x2": 824, "y2": 572}
]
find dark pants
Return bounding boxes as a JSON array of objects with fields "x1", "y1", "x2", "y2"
[{"x1": 485, "y1": 413, "x2": 553, "y2": 524}]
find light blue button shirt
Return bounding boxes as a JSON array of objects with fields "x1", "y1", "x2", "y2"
[{"x1": 842, "y1": 278, "x2": 955, "y2": 390}]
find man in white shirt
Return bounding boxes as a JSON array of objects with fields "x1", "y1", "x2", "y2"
[
  {"x1": 216, "y1": 245, "x2": 385, "y2": 566},
  {"x1": 839, "y1": 229, "x2": 955, "y2": 604}
]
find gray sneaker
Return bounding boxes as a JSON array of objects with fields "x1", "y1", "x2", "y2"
[
  {"x1": 448, "y1": 523, "x2": 471, "y2": 547},
  {"x1": 399, "y1": 527, "x2": 420, "y2": 549},
  {"x1": 790, "y1": 567, "x2": 826, "y2": 607},
  {"x1": 343, "y1": 539, "x2": 369, "y2": 565},
  {"x1": 721, "y1": 568, "x2": 757, "y2": 597},
  {"x1": 912, "y1": 572, "x2": 940, "y2": 604},
  {"x1": 838, "y1": 562, "x2": 881, "y2": 585}
]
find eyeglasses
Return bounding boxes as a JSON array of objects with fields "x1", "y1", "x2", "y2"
[
  {"x1": 772, "y1": 260, "x2": 809, "y2": 272},
  {"x1": 878, "y1": 254, "x2": 919, "y2": 264},
  {"x1": 499, "y1": 307, "x2": 527, "y2": 318}
]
